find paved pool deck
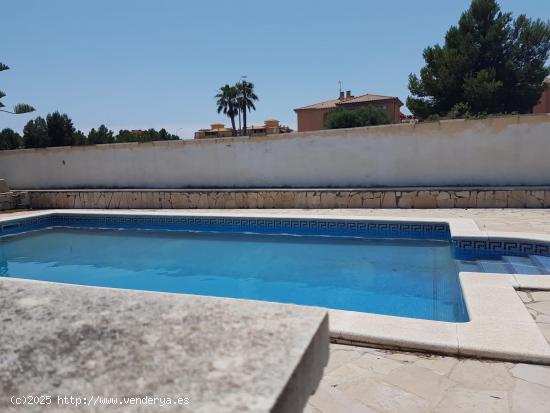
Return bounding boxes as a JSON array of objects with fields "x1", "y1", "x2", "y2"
[{"x1": 305, "y1": 289, "x2": 550, "y2": 413}]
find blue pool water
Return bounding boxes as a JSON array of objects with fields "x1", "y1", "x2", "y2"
[{"x1": 0, "y1": 227, "x2": 467, "y2": 322}]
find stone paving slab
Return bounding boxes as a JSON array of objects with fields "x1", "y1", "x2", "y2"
[
  {"x1": 519, "y1": 290, "x2": 550, "y2": 347},
  {"x1": 308, "y1": 288, "x2": 550, "y2": 412},
  {"x1": 308, "y1": 344, "x2": 550, "y2": 413},
  {"x1": 0, "y1": 278, "x2": 329, "y2": 413}
]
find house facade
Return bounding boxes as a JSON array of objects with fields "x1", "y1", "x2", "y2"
[
  {"x1": 195, "y1": 120, "x2": 292, "y2": 139},
  {"x1": 532, "y1": 77, "x2": 550, "y2": 114},
  {"x1": 294, "y1": 91, "x2": 403, "y2": 132}
]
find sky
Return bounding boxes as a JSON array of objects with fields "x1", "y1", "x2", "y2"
[{"x1": 1, "y1": 0, "x2": 549, "y2": 139}]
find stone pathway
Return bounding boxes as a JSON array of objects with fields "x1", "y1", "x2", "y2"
[{"x1": 307, "y1": 291, "x2": 550, "y2": 413}]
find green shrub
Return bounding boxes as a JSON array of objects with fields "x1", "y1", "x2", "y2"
[
  {"x1": 447, "y1": 102, "x2": 472, "y2": 119},
  {"x1": 324, "y1": 106, "x2": 389, "y2": 129}
]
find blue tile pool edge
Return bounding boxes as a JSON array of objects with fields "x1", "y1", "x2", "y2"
[
  {"x1": 2, "y1": 212, "x2": 549, "y2": 259},
  {"x1": 1, "y1": 212, "x2": 549, "y2": 260},
  {"x1": 0, "y1": 213, "x2": 451, "y2": 240}
]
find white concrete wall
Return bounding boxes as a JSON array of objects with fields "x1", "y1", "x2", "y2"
[{"x1": 1, "y1": 115, "x2": 549, "y2": 189}]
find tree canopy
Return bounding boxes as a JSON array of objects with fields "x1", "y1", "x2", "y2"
[
  {"x1": 0, "y1": 113, "x2": 181, "y2": 150},
  {"x1": 22, "y1": 117, "x2": 49, "y2": 148},
  {"x1": 47, "y1": 111, "x2": 76, "y2": 147},
  {"x1": 407, "y1": 0, "x2": 550, "y2": 120},
  {"x1": 115, "y1": 128, "x2": 179, "y2": 143},
  {"x1": 324, "y1": 106, "x2": 389, "y2": 129},
  {"x1": 88, "y1": 124, "x2": 115, "y2": 145},
  {"x1": 0, "y1": 128, "x2": 22, "y2": 150}
]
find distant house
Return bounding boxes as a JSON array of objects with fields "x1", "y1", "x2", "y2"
[
  {"x1": 194, "y1": 119, "x2": 292, "y2": 139},
  {"x1": 194, "y1": 123, "x2": 233, "y2": 139},
  {"x1": 532, "y1": 77, "x2": 550, "y2": 114},
  {"x1": 245, "y1": 120, "x2": 293, "y2": 137},
  {"x1": 293, "y1": 90, "x2": 403, "y2": 132}
]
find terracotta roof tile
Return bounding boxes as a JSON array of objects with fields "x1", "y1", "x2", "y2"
[
  {"x1": 294, "y1": 93, "x2": 402, "y2": 111},
  {"x1": 294, "y1": 98, "x2": 342, "y2": 110}
]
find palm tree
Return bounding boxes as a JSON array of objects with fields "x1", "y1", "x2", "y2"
[
  {"x1": 0, "y1": 62, "x2": 35, "y2": 114},
  {"x1": 236, "y1": 80, "x2": 258, "y2": 135},
  {"x1": 215, "y1": 84, "x2": 239, "y2": 135}
]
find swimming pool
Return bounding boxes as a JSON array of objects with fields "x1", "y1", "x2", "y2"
[
  {"x1": 0, "y1": 227, "x2": 466, "y2": 322},
  {"x1": 0, "y1": 213, "x2": 548, "y2": 323}
]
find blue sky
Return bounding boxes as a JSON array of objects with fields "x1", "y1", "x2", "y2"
[{"x1": 2, "y1": 0, "x2": 549, "y2": 138}]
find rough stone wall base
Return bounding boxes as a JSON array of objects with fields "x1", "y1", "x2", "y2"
[
  {"x1": 0, "y1": 192, "x2": 27, "y2": 211},
  {"x1": 20, "y1": 189, "x2": 550, "y2": 209}
]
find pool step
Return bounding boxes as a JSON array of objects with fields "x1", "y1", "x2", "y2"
[
  {"x1": 502, "y1": 256, "x2": 545, "y2": 275},
  {"x1": 456, "y1": 261, "x2": 483, "y2": 273},
  {"x1": 478, "y1": 260, "x2": 515, "y2": 274},
  {"x1": 456, "y1": 255, "x2": 550, "y2": 275},
  {"x1": 530, "y1": 255, "x2": 550, "y2": 275}
]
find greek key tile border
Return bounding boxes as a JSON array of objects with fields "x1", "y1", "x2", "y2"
[
  {"x1": 2, "y1": 214, "x2": 549, "y2": 258},
  {"x1": 453, "y1": 238, "x2": 550, "y2": 259},
  {"x1": 0, "y1": 213, "x2": 450, "y2": 240}
]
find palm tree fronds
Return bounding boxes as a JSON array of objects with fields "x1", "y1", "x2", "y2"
[
  {"x1": 1, "y1": 62, "x2": 34, "y2": 115},
  {"x1": 215, "y1": 84, "x2": 239, "y2": 135},
  {"x1": 236, "y1": 80, "x2": 259, "y2": 133},
  {"x1": 14, "y1": 104, "x2": 35, "y2": 114}
]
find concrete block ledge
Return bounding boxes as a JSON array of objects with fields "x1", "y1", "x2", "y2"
[{"x1": 0, "y1": 278, "x2": 329, "y2": 413}]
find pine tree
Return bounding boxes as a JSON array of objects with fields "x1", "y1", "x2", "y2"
[
  {"x1": 88, "y1": 124, "x2": 114, "y2": 145},
  {"x1": 407, "y1": 0, "x2": 550, "y2": 119}
]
